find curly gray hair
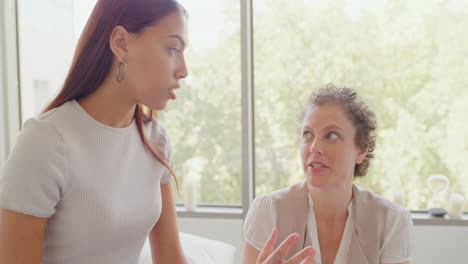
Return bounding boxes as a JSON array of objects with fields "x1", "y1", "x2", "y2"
[{"x1": 297, "y1": 84, "x2": 377, "y2": 177}]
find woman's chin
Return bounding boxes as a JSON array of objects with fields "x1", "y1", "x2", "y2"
[
  {"x1": 306, "y1": 175, "x2": 329, "y2": 187},
  {"x1": 143, "y1": 100, "x2": 168, "y2": 112}
]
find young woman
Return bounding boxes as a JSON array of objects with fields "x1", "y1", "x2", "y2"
[
  {"x1": 0, "y1": 1, "x2": 314, "y2": 263},
  {"x1": 0, "y1": 0, "x2": 188, "y2": 263}
]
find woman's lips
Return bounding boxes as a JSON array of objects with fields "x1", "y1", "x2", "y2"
[{"x1": 169, "y1": 88, "x2": 177, "y2": 100}]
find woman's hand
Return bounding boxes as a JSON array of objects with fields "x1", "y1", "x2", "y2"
[{"x1": 257, "y1": 229, "x2": 316, "y2": 264}]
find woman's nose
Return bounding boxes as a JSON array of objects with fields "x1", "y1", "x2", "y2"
[
  {"x1": 175, "y1": 57, "x2": 188, "y2": 79},
  {"x1": 310, "y1": 139, "x2": 323, "y2": 155}
]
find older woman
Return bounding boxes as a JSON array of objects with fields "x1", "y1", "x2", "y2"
[{"x1": 243, "y1": 85, "x2": 414, "y2": 264}]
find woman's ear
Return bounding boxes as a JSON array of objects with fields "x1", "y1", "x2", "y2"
[
  {"x1": 109, "y1": 25, "x2": 129, "y2": 62},
  {"x1": 356, "y1": 146, "x2": 368, "y2": 164}
]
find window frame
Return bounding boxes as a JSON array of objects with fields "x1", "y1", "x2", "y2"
[
  {"x1": 2, "y1": 0, "x2": 467, "y2": 226},
  {"x1": 1, "y1": 0, "x2": 21, "y2": 162}
]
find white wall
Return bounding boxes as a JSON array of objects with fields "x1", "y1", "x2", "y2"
[
  {"x1": 178, "y1": 217, "x2": 468, "y2": 264},
  {"x1": 413, "y1": 225, "x2": 468, "y2": 264}
]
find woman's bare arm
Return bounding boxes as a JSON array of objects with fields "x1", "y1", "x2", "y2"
[
  {"x1": 148, "y1": 184, "x2": 186, "y2": 264},
  {"x1": 0, "y1": 209, "x2": 48, "y2": 264}
]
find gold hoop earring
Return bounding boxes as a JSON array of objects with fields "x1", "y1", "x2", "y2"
[{"x1": 116, "y1": 61, "x2": 127, "y2": 83}]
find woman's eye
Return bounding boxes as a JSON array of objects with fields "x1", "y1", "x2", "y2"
[
  {"x1": 169, "y1": 48, "x2": 180, "y2": 55},
  {"x1": 303, "y1": 131, "x2": 312, "y2": 139},
  {"x1": 327, "y1": 132, "x2": 338, "y2": 140}
]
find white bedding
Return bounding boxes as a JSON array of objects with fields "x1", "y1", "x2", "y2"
[{"x1": 139, "y1": 232, "x2": 236, "y2": 264}]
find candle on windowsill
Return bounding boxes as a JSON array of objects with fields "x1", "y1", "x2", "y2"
[
  {"x1": 392, "y1": 189, "x2": 406, "y2": 207},
  {"x1": 184, "y1": 180, "x2": 198, "y2": 211},
  {"x1": 447, "y1": 192, "x2": 465, "y2": 219}
]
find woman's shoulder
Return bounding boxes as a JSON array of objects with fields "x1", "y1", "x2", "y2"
[
  {"x1": 245, "y1": 183, "x2": 305, "y2": 225},
  {"x1": 20, "y1": 116, "x2": 64, "y2": 144},
  {"x1": 146, "y1": 117, "x2": 169, "y2": 142},
  {"x1": 352, "y1": 185, "x2": 414, "y2": 262},
  {"x1": 353, "y1": 184, "x2": 411, "y2": 221},
  {"x1": 9, "y1": 117, "x2": 67, "y2": 171},
  {"x1": 10, "y1": 101, "x2": 81, "y2": 161},
  {"x1": 256, "y1": 181, "x2": 306, "y2": 200},
  {"x1": 251, "y1": 181, "x2": 308, "y2": 213},
  {"x1": 143, "y1": 117, "x2": 173, "y2": 159},
  {"x1": 31, "y1": 100, "x2": 78, "y2": 134}
]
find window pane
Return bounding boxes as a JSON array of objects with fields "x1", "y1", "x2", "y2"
[
  {"x1": 254, "y1": 0, "x2": 468, "y2": 210},
  {"x1": 161, "y1": 0, "x2": 242, "y2": 205},
  {"x1": 18, "y1": 0, "x2": 97, "y2": 122}
]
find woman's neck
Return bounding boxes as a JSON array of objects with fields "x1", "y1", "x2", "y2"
[
  {"x1": 308, "y1": 182, "x2": 353, "y2": 222},
  {"x1": 77, "y1": 78, "x2": 136, "y2": 128}
]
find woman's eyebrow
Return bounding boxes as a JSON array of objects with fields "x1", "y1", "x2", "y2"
[
  {"x1": 303, "y1": 124, "x2": 343, "y2": 132},
  {"x1": 323, "y1": 124, "x2": 343, "y2": 132},
  {"x1": 168, "y1": 34, "x2": 186, "y2": 48}
]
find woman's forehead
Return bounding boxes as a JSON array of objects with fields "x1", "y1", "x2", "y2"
[
  {"x1": 302, "y1": 103, "x2": 354, "y2": 129},
  {"x1": 145, "y1": 11, "x2": 188, "y2": 38}
]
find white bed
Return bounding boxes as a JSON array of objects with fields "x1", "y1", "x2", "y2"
[{"x1": 139, "y1": 232, "x2": 237, "y2": 264}]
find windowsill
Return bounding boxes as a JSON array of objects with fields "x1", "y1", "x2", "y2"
[
  {"x1": 411, "y1": 211, "x2": 468, "y2": 226},
  {"x1": 176, "y1": 205, "x2": 243, "y2": 219},
  {"x1": 177, "y1": 206, "x2": 468, "y2": 225}
]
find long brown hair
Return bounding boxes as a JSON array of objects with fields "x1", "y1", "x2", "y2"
[{"x1": 43, "y1": 0, "x2": 186, "y2": 187}]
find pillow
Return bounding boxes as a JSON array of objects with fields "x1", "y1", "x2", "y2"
[{"x1": 139, "y1": 232, "x2": 237, "y2": 264}]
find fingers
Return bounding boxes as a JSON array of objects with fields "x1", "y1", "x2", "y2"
[
  {"x1": 300, "y1": 254, "x2": 316, "y2": 264},
  {"x1": 258, "y1": 231, "x2": 315, "y2": 264},
  {"x1": 286, "y1": 246, "x2": 316, "y2": 264},
  {"x1": 257, "y1": 228, "x2": 278, "y2": 263},
  {"x1": 266, "y1": 233, "x2": 300, "y2": 262}
]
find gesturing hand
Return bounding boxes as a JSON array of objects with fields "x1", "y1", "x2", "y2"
[{"x1": 257, "y1": 228, "x2": 316, "y2": 264}]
